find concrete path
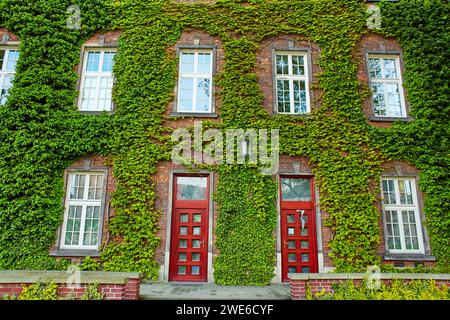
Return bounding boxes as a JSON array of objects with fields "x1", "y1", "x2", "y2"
[{"x1": 140, "y1": 283, "x2": 290, "y2": 300}]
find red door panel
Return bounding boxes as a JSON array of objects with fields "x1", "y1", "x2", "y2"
[
  {"x1": 169, "y1": 175, "x2": 209, "y2": 282},
  {"x1": 280, "y1": 177, "x2": 318, "y2": 282}
]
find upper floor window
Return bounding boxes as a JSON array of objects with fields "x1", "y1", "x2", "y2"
[
  {"x1": 79, "y1": 49, "x2": 116, "y2": 112},
  {"x1": 381, "y1": 178, "x2": 425, "y2": 254},
  {"x1": 177, "y1": 50, "x2": 213, "y2": 113},
  {"x1": 0, "y1": 48, "x2": 19, "y2": 105},
  {"x1": 275, "y1": 52, "x2": 310, "y2": 115},
  {"x1": 369, "y1": 55, "x2": 406, "y2": 118},
  {"x1": 60, "y1": 172, "x2": 105, "y2": 250}
]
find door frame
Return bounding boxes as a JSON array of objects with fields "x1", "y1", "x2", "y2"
[
  {"x1": 164, "y1": 171, "x2": 214, "y2": 283},
  {"x1": 275, "y1": 174, "x2": 324, "y2": 283}
]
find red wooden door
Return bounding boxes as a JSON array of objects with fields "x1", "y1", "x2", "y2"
[
  {"x1": 280, "y1": 177, "x2": 318, "y2": 282},
  {"x1": 169, "y1": 175, "x2": 209, "y2": 282}
]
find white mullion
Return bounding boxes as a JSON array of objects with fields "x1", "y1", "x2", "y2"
[
  {"x1": 289, "y1": 79, "x2": 295, "y2": 114},
  {"x1": 193, "y1": 53, "x2": 199, "y2": 112},
  {"x1": 94, "y1": 52, "x2": 105, "y2": 111},
  {"x1": 78, "y1": 205, "x2": 87, "y2": 247}
]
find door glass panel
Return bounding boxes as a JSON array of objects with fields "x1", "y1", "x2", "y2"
[
  {"x1": 191, "y1": 266, "x2": 200, "y2": 275},
  {"x1": 287, "y1": 215, "x2": 295, "y2": 223},
  {"x1": 179, "y1": 240, "x2": 187, "y2": 248},
  {"x1": 180, "y1": 214, "x2": 189, "y2": 222},
  {"x1": 301, "y1": 254, "x2": 310, "y2": 262},
  {"x1": 288, "y1": 254, "x2": 297, "y2": 262},
  {"x1": 178, "y1": 266, "x2": 187, "y2": 275},
  {"x1": 288, "y1": 240, "x2": 296, "y2": 249},
  {"x1": 301, "y1": 267, "x2": 310, "y2": 273},
  {"x1": 301, "y1": 240, "x2": 309, "y2": 249},
  {"x1": 176, "y1": 177, "x2": 207, "y2": 200},
  {"x1": 193, "y1": 227, "x2": 201, "y2": 235},
  {"x1": 179, "y1": 227, "x2": 188, "y2": 235},
  {"x1": 281, "y1": 178, "x2": 311, "y2": 201},
  {"x1": 192, "y1": 253, "x2": 201, "y2": 261},
  {"x1": 300, "y1": 228, "x2": 308, "y2": 236},
  {"x1": 179, "y1": 253, "x2": 187, "y2": 261},
  {"x1": 192, "y1": 240, "x2": 201, "y2": 248},
  {"x1": 288, "y1": 267, "x2": 297, "y2": 273},
  {"x1": 193, "y1": 214, "x2": 202, "y2": 223},
  {"x1": 287, "y1": 228, "x2": 295, "y2": 235}
]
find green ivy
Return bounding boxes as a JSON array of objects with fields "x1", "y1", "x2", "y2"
[{"x1": 0, "y1": 0, "x2": 448, "y2": 285}]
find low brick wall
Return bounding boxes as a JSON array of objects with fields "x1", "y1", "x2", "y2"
[
  {"x1": 0, "y1": 271, "x2": 143, "y2": 300},
  {"x1": 289, "y1": 273, "x2": 450, "y2": 300}
]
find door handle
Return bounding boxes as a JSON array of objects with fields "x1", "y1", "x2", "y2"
[{"x1": 296, "y1": 209, "x2": 306, "y2": 229}]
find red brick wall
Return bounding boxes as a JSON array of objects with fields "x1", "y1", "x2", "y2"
[
  {"x1": 0, "y1": 276, "x2": 141, "y2": 300},
  {"x1": 0, "y1": 29, "x2": 19, "y2": 42},
  {"x1": 290, "y1": 276, "x2": 450, "y2": 300}
]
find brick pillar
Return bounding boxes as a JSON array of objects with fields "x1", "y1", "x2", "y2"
[
  {"x1": 290, "y1": 279, "x2": 307, "y2": 300},
  {"x1": 124, "y1": 277, "x2": 140, "y2": 300}
]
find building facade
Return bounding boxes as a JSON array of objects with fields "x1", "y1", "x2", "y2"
[{"x1": 0, "y1": 0, "x2": 446, "y2": 284}]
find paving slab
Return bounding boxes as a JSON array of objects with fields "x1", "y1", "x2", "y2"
[{"x1": 140, "y1": 283, "x2": 290, "y2": 300}]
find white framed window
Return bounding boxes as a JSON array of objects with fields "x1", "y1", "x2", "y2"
[
  {"x1": 275, "y1": 52, "x2": 310, "y2": 114},
  {"x1": 79, "y1": 49, "x2": 116, "y2": 111},
  {"x1": 60, "y1": 172, "x2": 105, "y2": 250},
  {"x1": 0, "y1": 48, "x2": 19, "y2": 105},
  {"x1": 177, "y1": 50, "x2": 213, "y2": 113},
  {"x1": 381, "y1": 177, "x2": 425, "y2": 254},
  {"x1": 368, "y1": 55, "x2": 407, "y2": 118}
]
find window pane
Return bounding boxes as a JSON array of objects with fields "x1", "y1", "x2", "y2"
[
  {"x1": 192, "y1": 253, "x2": 201, "y2": 261},
  {"x1": 180, "y1": 214, "x2": 188, "y2": 222},
  {"x1": 293, "y1": 80, "x2": 307, "y2": 114},
  {"x1": 193, "y1": 227, "x2": 201, "y2": 235},
  {"x1": 288, "y1": 253, "x2": 296, "y2": 262},
  {"x1": 288, "y1": 240, "x2": 296, "y2": 249},
  {"x1": 88, "y1": 174, "x2": 104, "y2": 200},
  {"x1": 97, "y1": 76, "x2": 114, "y2": 111},
  {"x1": 81, "y1": 76, "x2": 98, "y2": 111},
  {"x1": 178, "y1": 266, "x2": 187, "y2": 275},
  {"x1": 382, "y1": 180, "x2": 396, "y2": 205},
  {"x1": 287, "y1": 228, "x2": 295, "y2": 235},
  {"x1": 179, "y1": 252, "x2": 187, "y2": 261},
  {"x1": 64, "y1": 206, "x2": 82, "y2": 245},
  {"x1": 5, "y1": 50, "x2": 19, "y2": 72},
  {"x1": 399, "y1": 180, "x2": 413, "y2": 204},
  {"x1": 83, "y1": 206, "x2": 100, "y2": 246},
  {"x1": 197, "y1": 53, "x2": 212, "y2": 74},
  {"x1": 281, "y1": 178, "x2": 311, "y2": 201},
  {"x1": 276, "y1": 55, "x2": 289, "y2": 75},
  {"x1": 191, "y1": 266, "x2": 200, "y2": 275},
  {"x1": 291, "y1": 55, "x2": 305, "y2": 76},
  {"x1": 287, "y1": 215, "x2": 295, "y2": 223},
  {"x1": 386, "y1": 83, "x2": 402, "y2": 117},
  {"x1": 288, "y1": 267, "x2": 297, "y2": 273},
  {"x1": 179, "y1": 227, "x2": 188, "y2": 235},
  {"x1": 372, "y1": 83, "x2": 386, "y2": 116},
  {"x1": 86, "y1": 52, "x2": 101, "y2": 72},
  {"x1": 178, "y1": 77, "x2": 194, "y2": 111},
  {"x1": 369, "y1": 58, "x2": 382, "y2": 79},
  {"x1": 176, "y1": 177, "x2": 207, "y2": 200},
  {"x1": 301, "y1": 253, "x2": 310, "y2": 262},
  {"x1": 0, "y1": 74, "x2": 13, "y2": 105},
  {"x1": 180, "y1": 53, "x2": 195, "y2": 73},
  {"x1": 192, "y1": 240, "x2": 201, "y2": 248},
  {"x1": 383, "y1": 59, "x2": 397, "y2": 79},
  {"x1": 195, "y1": 78, "x2": 211, "y2": 112},
  {"x1": 277, "y1": 79, "x2": 290, "y2": 113},
  {"x1": 102, "y1": 52, "x2": 116, "y2": 72},
  {"x1": 70, "y1": 174, "x2": 86, "y2": 200}
]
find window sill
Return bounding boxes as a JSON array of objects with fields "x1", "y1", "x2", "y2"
[
  {"x1": 369, "y1": 116, "x2": 413, "y2": 122},
  {"x1": 79, "y1": 110, "x2": 114, "y2": 115},
  {"x1": 272, "y1": 113, "x2": 313, "y2": 118},
  {"x1": 169, "y1": 112, "x2": 219, "y2": 118},
  {"x1": 49, "y1": 249, "x2": 101, "y2": 257},
  {"x1": 384, "y1": 253, "x2": 436, "y2": 262}
]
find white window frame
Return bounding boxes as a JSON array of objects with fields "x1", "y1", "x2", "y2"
[
  {"x1": 60, "y1": 171, "x2": 106, "y2": 250},
  {"x1": 274, "y1": 51, "x2": 310, "y2": 115},
  {"x1": 176, "y1": 49, "x2": 213, "y2": 113},
  {"x1": 78, "y1": 48, "x2": 116, "y2": 112},
  {"x1": 381, "y1": 177, "x2": 425, "y2": 254},
  {"x1": 0, "y1": 47, "x2": 19, "y2": 105},
  {"x1": 368, "y1": 54, "x2": 407, "y2": 118}
]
